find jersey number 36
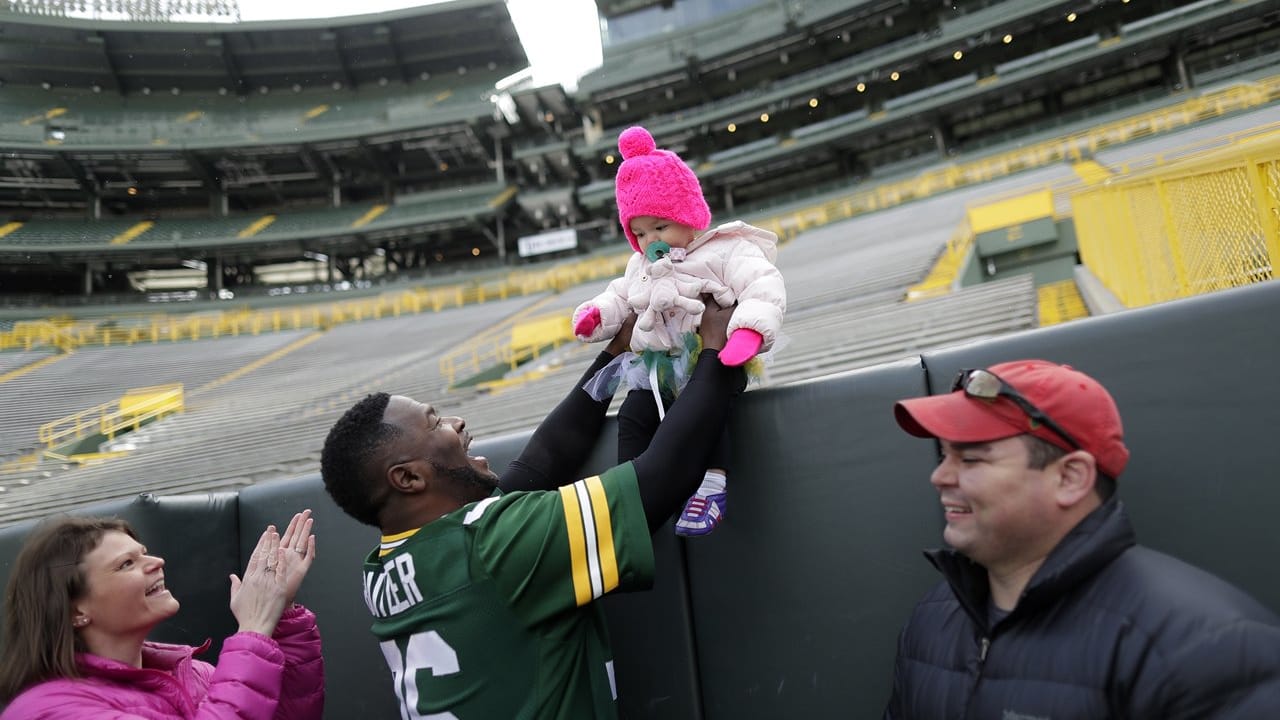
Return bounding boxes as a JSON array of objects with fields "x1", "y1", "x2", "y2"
[{"x1": 381, "y1": 631, "x2": 460, "y2": 720}]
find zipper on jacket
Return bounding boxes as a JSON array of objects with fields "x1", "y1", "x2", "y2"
[{"x1": 961, "y1": 636, "x2": 992, "y2": 720}]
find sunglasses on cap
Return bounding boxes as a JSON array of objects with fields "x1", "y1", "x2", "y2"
[{"x1": 952, "y1": 368, "x2": 1082, "y2": 450}]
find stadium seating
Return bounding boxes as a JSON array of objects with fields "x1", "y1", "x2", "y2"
[
  {"x1": 0, "y1": 293, "x2": 550, "y2": 523},
  {"x1": 1, "y1": 0, "x2": 1276, "y2": 292},
  {"x1": 0, "y1": 348, "x2": 55, "y2": 375},
  {"x1": 0, "y1": 162, "x2": 1057, "y2": 525},
  {"x1": 0, "y1": 70, "x2": 510, "y2": 150},
  {"x1": 0, "y1": 330, "x2": 314, "y2": 460},
  {"x1": 0, "y1": 182, "x2": 513, "y2": 250},
  {"x1": 2, "y1": 218, "x2": 143, "y2": 246}
]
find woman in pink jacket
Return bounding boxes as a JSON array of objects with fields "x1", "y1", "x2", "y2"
[{"x1": 0, "y1": 510, "x2": 324, "y2": 719}]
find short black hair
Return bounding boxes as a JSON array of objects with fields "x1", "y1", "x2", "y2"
[
  {"x1": 1021, "y1": 434, "x2": 1116, "y2": 501},
  {"x1": 321, "y1": 392, "x2": 402, "y2": 527},
  {"x1": 1022, "y1": 434, "x2": 1068, "y2": 471}
]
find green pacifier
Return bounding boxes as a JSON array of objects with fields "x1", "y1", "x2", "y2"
[{"x1": 645, "y1": 241, "x2": 671, "y2": 262}]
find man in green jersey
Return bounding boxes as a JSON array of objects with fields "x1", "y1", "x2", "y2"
[{"x1": 321, "y1": 301, "x2": 742, "y2": 719}]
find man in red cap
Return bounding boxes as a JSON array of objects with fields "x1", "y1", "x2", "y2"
[{"x1": 884, "y1": 359, "x2": 1280, "y2": 719}]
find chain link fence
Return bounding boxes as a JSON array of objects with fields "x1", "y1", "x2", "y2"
[{"x1": 1072, "y1": 135, "x2": 1280, "y2": 307}]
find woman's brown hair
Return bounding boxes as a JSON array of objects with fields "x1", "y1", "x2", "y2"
[{"x1": 0, "y1": 516, "x2": 136, "y2": 704}]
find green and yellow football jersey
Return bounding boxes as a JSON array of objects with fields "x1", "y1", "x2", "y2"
[{"x1": 363, "y1": 463, "x2": 655, "y2": 719}]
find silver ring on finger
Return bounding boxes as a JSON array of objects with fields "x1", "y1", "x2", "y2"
[{"x1": 295, "y1": 547, "x2": 306, "y2": 554}]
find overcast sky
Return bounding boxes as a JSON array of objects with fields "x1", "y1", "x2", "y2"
[{"x1": 238, "y1": 0, "x2": 602, "y2": 90}]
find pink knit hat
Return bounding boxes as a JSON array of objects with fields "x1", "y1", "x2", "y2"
[{"x1": 615, "y1": 126, "x2": 711, "y2": 252}]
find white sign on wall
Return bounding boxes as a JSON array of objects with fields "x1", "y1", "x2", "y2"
[{"x1": 517, "y1": 228, "x2": 578, "y2": 258}]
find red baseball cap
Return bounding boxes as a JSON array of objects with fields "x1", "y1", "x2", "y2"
[{"x1": 894, "y1": 359, "x2": 1130, "y2": 479}]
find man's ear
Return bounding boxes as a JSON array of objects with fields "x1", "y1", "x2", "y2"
[
  {"x1": 387, "y1": 460, "x2": 432, "y2": 495},
  {"x1": 1054, "y1": 450, "x2": 1098, "y2": 509}
]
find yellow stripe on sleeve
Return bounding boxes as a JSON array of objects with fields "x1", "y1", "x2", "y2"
[
  {"x1": 584, "y1": 475, "x2": 619, "y2": 594},
  {"x1": 559, "y1": 484, "x2": 593, "y2": 606}
]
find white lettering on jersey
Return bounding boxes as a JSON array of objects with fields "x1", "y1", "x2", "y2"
[{"x1": 364, "y1": 553, "x2": 426, "y2": 618}]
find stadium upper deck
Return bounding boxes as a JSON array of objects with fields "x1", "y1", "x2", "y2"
[
  {"x1": 0, "y1": 0, "x2": 525, "y2": 208},
  {"x1": 0, "y1": 0, "x2": 524, "y2": 94},
  {"x1": 0, "y1": 0, "x2": 549, "y2": 293},
  {"x1": 570, "y1": 0, "x2": 1280, "y2": 210}
]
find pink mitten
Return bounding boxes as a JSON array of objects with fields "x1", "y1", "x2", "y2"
[
  {"x1": 719, "y1": 329, "x2": 763, "y2": 367},
  {"x1": 573, "y1": 306, "x2": 601, "y2": 338}
]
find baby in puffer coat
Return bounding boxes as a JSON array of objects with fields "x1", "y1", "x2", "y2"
[{"x1": 572, "y1": 126, "x2": 786, "y2": 536}]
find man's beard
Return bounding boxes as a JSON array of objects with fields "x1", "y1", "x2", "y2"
[{"x1": 431, "y1": 460, "x2": 498, "y2": 503}]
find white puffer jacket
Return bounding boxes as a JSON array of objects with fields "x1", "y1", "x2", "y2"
[{"x1": 574, "y1": 221, "x2": 786, "y2": 354}]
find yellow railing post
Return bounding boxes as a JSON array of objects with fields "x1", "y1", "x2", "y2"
[
  {"x1": 1117, "y1": 188, "x2": 1153, "y2": 307},
  {"x1": 1153, "y1": 178, "x2": 1192, "y2": 297},
  {"x1": 1243, "y1": 158, "x2": 1280, "y2": 276}
]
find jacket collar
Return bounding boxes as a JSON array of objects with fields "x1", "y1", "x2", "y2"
[
  {"x1": 76, "y1": 638, "x2": 211, "y2": 677},
  {"x1": 925, "y1": 497, "x2": 1137, "y2": 630},
  {"x1": 686, "y1": 220, "x2": 778, "y2": 261}
]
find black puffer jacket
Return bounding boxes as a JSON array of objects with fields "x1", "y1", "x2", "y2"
[{"x1": 885, "y1": 499, "x2": 1280, "y2": 719}]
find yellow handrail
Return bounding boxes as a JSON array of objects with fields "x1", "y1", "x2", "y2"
[
  {"x1": 905, "y1": 223, "x2": 976, "y2": 302},
  {"x1": 100, "y1": 384, "x2": 185, "y2": 440},
  {"x1": 439, "y1": 309, "x2": 577, "y2": 385},
  {"x1": 38, "y1": 384, "x2": 184, "y2": 448},
  {"x1": 38, "y1": 398, "x2": 120, "y2": 447}
]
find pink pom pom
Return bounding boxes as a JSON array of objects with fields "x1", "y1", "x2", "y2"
[{"x1": 618, "y1": 126, "x2": 655, "y2": 160}]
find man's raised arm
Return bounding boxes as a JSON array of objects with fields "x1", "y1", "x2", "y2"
[{"x1": 500, "y1": 315, "x2": 636, "y2": 493}]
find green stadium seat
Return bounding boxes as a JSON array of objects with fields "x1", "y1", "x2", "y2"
[{"x1": 0, "y1": 69, "x2": 510, "y2": 151}]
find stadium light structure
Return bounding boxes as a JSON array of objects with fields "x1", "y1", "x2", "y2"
[{"x1": 4, "y1": 0, "x2": 241, "y2": 22}]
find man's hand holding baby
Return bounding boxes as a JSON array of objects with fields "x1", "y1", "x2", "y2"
[{"x1": 718, "y1": 328, "x2": 763, "y2": 367}]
